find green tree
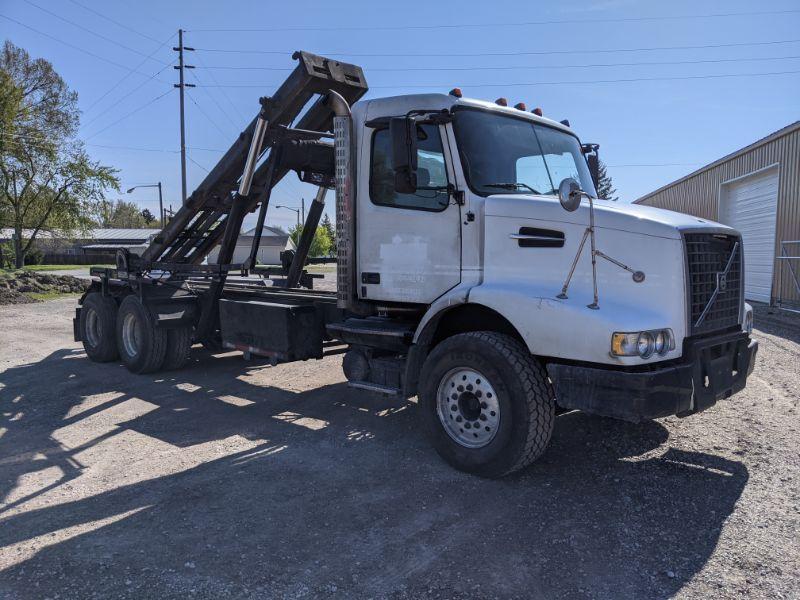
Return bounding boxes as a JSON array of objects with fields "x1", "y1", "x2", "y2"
[
  {"x1": 0, "y1": 41, "x2": 118, "y2": 267},
  {"x1": 595, "y1": 160, "x2": 618, "y2": 201},
  {"x1": 320, "y1": 212, "x2": 335, "y2": 253},
  {"x1": 288, "y1": 223, "x2": 332, "y2": 258},
  {"x1": 94, "y1": 199, "x2": 150, "y2": 228},
  {"x1": 141, "y1": 208, "x2": 156, "y2": 225}
]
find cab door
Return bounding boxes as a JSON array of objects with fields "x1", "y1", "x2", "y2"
[{"x1": 356, "y1": 120, "x2": 461, "y2": 304}]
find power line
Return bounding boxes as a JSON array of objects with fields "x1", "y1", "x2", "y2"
[
  {"x1": 188, "y1": 68, "x2": 240, "y2": 129},
  {"x1": 65, "y1": 0, "x2": 163, "y2": 44},
  {"x1": 84, "y1": 88, "x2": 175, "y2": 141},
  {"x1": 186, "y1": 92, "x2": 230, "y2": 138},
  {"x1": 190, "y1": 69, "x2": 800, "y2": 89},
  {"x1": 200, "y1": 54, "x2": 800, "y2": 73},
  {"x1": 87, "y1": 143, "x2": 178, "y2": 153},
  {"x1": 193, "y1": 54, "x2": 247, "y2": 121},
  {"x1": 22, "y1": 0, "x2": 170, "y2": 66},
  {"x1": 607, "y1": 163, "x2": 702, "y2": 168},
  {"x1": 81, "y1": 62, "x2": 175, "y2": 130},
  {"x1": 0, "y1": 13, "x2": 168, "y2": 78},
  {"x1": 83, "y1": 33, "x2": 176, "y2": 115},
  {"x1": 187, "y1": 146, "x2": 227, "y2": 152},
  {"x1": 193, "y1": 37, "x2": 800, "y2": 58},
  {"x1": 187, "y1": 155, "x2": 210, "y2": 173},
  {"x1": 186, "y1": 8, "x2": 800, "y2": 32}
]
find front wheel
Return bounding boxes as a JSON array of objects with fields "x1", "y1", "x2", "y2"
[{"x1": 418, "y1": 331, "x2": 555, "y2": 478}]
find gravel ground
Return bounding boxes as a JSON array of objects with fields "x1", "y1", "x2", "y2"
[{"x1": 0, "y1": 299, "x2": 798, "y2": 599}]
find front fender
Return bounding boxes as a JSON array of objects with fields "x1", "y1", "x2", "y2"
[{"x1": 467, "y1": 281, "x2": 685, "y2": 366}]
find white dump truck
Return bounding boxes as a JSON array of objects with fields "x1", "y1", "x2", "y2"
[{"x1": 74, "y1": 52, "x2": 758, "y2": 477}]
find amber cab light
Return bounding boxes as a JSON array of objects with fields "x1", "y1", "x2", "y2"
[
  {"x1": 532, "y1": 107, "x2": 543, "y2": 116},
  {"x1": 495, "y1": 97, "x2": 508, "y2": 106},
  {"x1": 449, "y1": 87, "x2": 462, "y2": 98},
  {"x1": 514, "y1": 102, "x2": 527, "y2": 111}
]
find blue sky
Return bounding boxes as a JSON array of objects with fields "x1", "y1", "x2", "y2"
[{"x1": 2, "y1": 0, "x2": 799, "y2": 230}]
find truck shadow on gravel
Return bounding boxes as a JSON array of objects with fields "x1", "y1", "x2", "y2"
[{"x1": 0, "y1": 348, "x2": 749, "y2": 599}]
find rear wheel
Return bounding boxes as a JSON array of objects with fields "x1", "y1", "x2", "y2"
[
  {"x1": 116, "y1": 295, "x2": 167, "y2": 374},
  {"x1": 80, "y1": 292, "x2": 119, "y2": 362},
  {"x1": 418, "y1": 331, "x2": 555, "y2": 478},
  {"x1": 163, "y1": 326, "x2": 192, "y2": 370}
]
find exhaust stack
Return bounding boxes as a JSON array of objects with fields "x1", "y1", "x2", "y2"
[{"x1": 327, "y1": 90, "x2": 356, "y2": 311}]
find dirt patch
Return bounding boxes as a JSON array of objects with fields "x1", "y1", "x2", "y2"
[{"x1": 0, "y1": 271, "x2": 88, "y2": 305}]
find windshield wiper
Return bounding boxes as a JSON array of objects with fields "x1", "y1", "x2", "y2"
[{"x1": 483, "y1": 182, "x2": 540, "y2": 194}]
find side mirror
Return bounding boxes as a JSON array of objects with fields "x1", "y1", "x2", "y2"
[
  {"x1": 582, "y1": 142, "x2": 600, "y2": 190},
  {"x1": 390, "y1": 116, "x2": 418, "y2": 194},
  {"x1": 558, "y1": 178, "x2": 583, "y2": 212},
  {"x1": 587, "y1": 153, "x2": 599, "y2": 190}
]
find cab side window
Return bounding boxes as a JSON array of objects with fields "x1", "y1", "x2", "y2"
[{"x1": 370, "y1": 123, "x2": 449, "y2": 211}]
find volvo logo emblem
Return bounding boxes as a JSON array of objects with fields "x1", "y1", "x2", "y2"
[{"x1": 717, "y1": 272, "x2": 728, "y2": 292}]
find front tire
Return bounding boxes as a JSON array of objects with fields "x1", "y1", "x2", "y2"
[
  {"x1": 116, "y1": 295, "x2": 167, "y2": 374},
  {"x1": 80, "y1": 292, "x2": 119, "y2": 362},
  {"x1": 418, "y1": 331, "x2": 555, "y2": 478}
]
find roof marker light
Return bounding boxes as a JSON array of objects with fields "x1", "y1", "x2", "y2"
[
  {"x1": 560, "y1": 119, "x2": 571, "y2": 127},
  {"x1": 449, "y1": 88, "x2": 462, "y2": 98},
  {"x1": 514, "y1": 102, "x2": 527, "y2": 111},
  {"x1": 532, "y1": 107, "x2": 543, "y2": 116},
  {"x1": 495, "y1": 97, "x2": 508, "y2": 107}
]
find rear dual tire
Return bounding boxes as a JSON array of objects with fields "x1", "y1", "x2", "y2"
[
  {"x1": 116, "y1": 295, "x2": 167, "y2": 374},
  {"x1": 80, "y1": 293, "x2": 119, "y2": 362},
  {"x1": 82, "y1": 293, "x2": 192, "y2": 372}
]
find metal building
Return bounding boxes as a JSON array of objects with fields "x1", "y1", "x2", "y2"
[{"x1": 635, "y1": 121, "x2": 800, "y2": 308}]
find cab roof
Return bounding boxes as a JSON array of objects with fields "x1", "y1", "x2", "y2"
[{"x1": 357, "y1": 93, "x2": 573, "y2": 135}]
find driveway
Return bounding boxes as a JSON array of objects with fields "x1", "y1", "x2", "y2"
[{"x1": 0, "y1": 299, "x2": 798, "y2": 599}]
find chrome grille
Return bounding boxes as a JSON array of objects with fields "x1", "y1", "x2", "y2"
[{"x1": 685, "y1": 233, "x2": 743, "y2": 335}]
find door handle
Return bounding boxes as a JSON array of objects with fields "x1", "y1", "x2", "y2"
[{"x1": 509, "y1": 234, "x2": 560, "y2": 241}]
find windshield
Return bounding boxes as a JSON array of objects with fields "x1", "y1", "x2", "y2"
[{"x1": 452, "y1": 108, "x2": 597, "y2": 197}]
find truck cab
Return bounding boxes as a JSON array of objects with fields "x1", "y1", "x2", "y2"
[
  {"x1": 338, "y1": 91, "x2": 757, "y2": 474},
  {"x1": 74, "y1": 53, "x2": 758, "y2": 478}
]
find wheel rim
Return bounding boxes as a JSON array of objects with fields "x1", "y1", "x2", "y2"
[
  {"x1": 436, "y1": 367, "x2": 500, "y2": 449},
  {"x1": 122, "y1": 312, "x2": 142, "y2": 357},
  {"x1": 85, "y1": 308, "x2": 101, "y2": 347}
]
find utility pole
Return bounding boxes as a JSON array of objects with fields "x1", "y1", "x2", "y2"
[
  {"x1": 301, "y1": 197, "x2": 305, "y2": 223},
  {"x1": 173, "y1": 29, "x2": 194, "y2": 205},
  {"x1": 157, "y1": 181, "x2": 164, "y2": 227}
]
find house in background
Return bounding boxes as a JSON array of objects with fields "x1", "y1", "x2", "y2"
[
  {"x1": 635, "y1": 121, "x2": 800, "y2": 308},
  {"x1": 206, "y1": 225, "x2": 295, "y2": 266}
]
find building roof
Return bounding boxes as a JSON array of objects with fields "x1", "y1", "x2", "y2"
[
  {"x1": 0, "y1": 228, "x2": 57, "y2": 240},
  {"x1": 243, "y1": 226, "x2": 287, "y2": 237},
  {"x1": 0, "y1": 227, "x2": 160, "y2": 241},
  {"x1": 82, "y1": 243, "x2": 149, "y2": 250},
  {"x1": 90, "y1": 228, "x2": 160, "y2": 240},
  {"x1": 634, "y1": 120, "x2": 800, "y2": 204}
]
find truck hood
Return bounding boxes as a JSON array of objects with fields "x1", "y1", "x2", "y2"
[{"x1": 484, "y1": 194, "x2": 733, "y2": 240}]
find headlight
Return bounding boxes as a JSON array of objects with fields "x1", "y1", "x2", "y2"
[
  {"x1": 611, "y1": 329, "x2": 674, "y2": 358},
  {"x1": 654, "y1": 330, "x2": 666, "y2": 354},
  {"x1": 637, "y1": 332, "x2": 654, "y2": 358}
]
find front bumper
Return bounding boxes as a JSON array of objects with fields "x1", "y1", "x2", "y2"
[{"x1": 547, "y1": 331, "x2": 758, "y2": 422}]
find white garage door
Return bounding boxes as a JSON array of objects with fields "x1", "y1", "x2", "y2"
[{"x1": 719, "y1": 167, "x2": 779, "y2": 303}]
